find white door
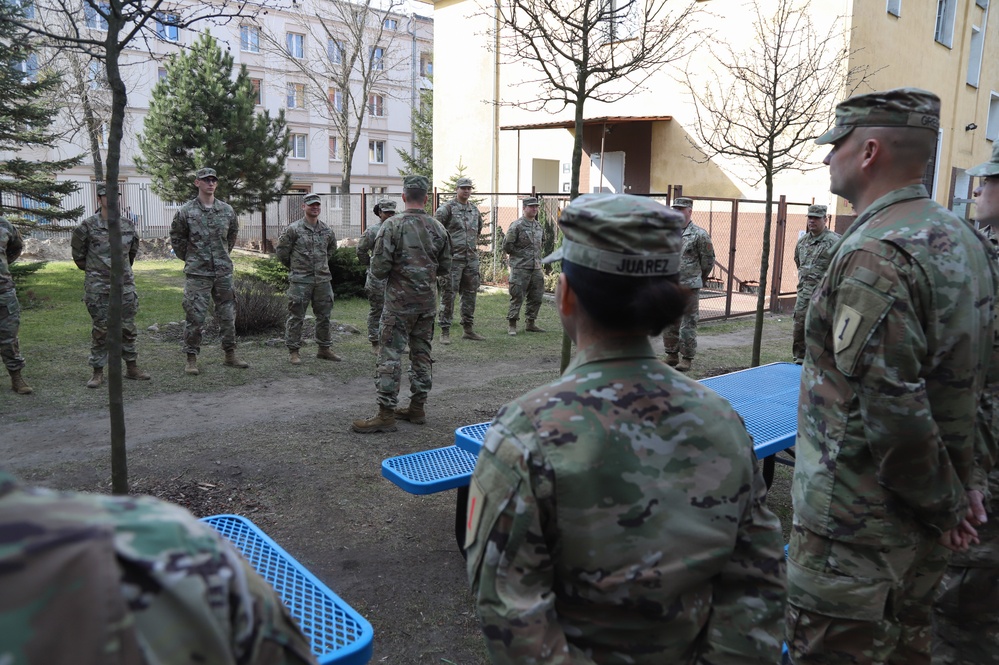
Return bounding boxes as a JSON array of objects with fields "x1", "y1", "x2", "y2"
[{"x1": 591, "y1": 151, "x2": 625, "y2": 193}]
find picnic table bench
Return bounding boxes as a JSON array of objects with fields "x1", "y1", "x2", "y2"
[{"x1": 202, "y1": 514, "x2": 374, "y2": 665}]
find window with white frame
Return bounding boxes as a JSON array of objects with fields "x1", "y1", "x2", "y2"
[
  {"x1": 85, "y1": 3, "x2": 109, "y2": 30},
  {"x1": 886, "y1": 0, "x2": 901, "y2": 16},
  {"x1": 240, "y1": 25, "x2": 260, "y2": 52},
  {"x1": 420, "y1": 53, "x2": 433, "y2": 77},
  {"x1": 600, "y1": 0, "x2": 637, "y2": 44},
  {"x1": 329, "y1": 136, "x2": 341, "y2": 161},
  {"x1": 88, "y1": 60, "x2": 104, "y2": 89},
  {"x1": 14, "y1": 0, "x2": 34, "y2": 19},
  {"x1": 969, "y1": 25, "x2": 984, "y2": 87},
  {"x1": 329, "y1": 185, "x2": 342, "y2": 209},
  {"x1": 369, "y1": 139, "x2": 385, "y2": 163},
  {"x1": 370, "y1": 46, "x2": 384, "y2": 71},
  {"x1": 371, "y1": 186, "x2": 387, "y2": 194},
  {"x1": 250, "y1": 78, "x2": 262, "y2": 105},
  {"x1": 934, "y1": 0, "x2": 956, "y2": 47},
  {"x1": 368, "y1": 93, "x2": 385, "y2": 117},
  {"x1": 157, "y1": 67, "x2": 167, "y2": 82},
  {"x1": 287, "y1": 82, "x2": 305, "y2": 109},
  {"x1": 328, "y1": 87, "x2": 344, "y2": 113},
  {"x1": 286, "y1": 32, "x2": 305, "y2": 59},
  {"x1": 155, "y1": 12, "x2": 179, "y2": 41},
  {"x1": 384, "y1": 18, "x2": 398, "y2": 30},
  {"x1": 327, "y1": 39, "x2": 344, "y2": 64},
  {"x1": 987, "y1": 94, "x2": 999, "y2": 141},
  {"x1": 16, "y1": 53, "x2": 38, "y2": 81},
  {"x1": 291, "y1": 133, "x2": 308, "y2": 159}
]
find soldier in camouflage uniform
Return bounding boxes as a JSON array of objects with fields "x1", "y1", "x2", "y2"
[
  {"x1": 276, "y1": 193, "x2": 341, "y2": 365},
  {"x1": 352, "y1": 176, "x2": 452, "y2": 433},
  {"x1": 0, "y1": 467, "x2": 316, "y2": 665},
  {"x1": 932, "y1": 141, "x2": 999, "y2": 665},
  {"x1": 791, "y1": 204, "x2": 840, "y2": 364},
  {"x1": 502, "y1": 196, "x2": 546, "y2": 336},
  {"x1": 71, "y1": 183, "x2": 150, "y2": 389},
  {"x1": 661, "y1": 197, "x2": 714, "y2": 372},
  {"x1": 356, "y1": 198, "x2": 397, "y2": 354},
  {"x1": 788, "y1": 88, "x2": 997, "y2": 664},
  {"x1": 169, "y1": 167, "x2": 249, "y2": 375},
  {"x1": 0, "y1": 216, "x2": 30, "y2": 395},
  {"x1": 466, "y1": 193, "x2": 786, "y2": 665},
  {"x1": 436, "y1": 176, "x2": 485, "y2": 343}
]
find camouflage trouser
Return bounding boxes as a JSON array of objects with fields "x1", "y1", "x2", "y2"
[
  {"x1": 85, "y1": 289, "x2": 139, "y2": 368},
  {"x1": 365, "y1": 275, "x2": 386, "y2": 344},
  {"x1": 375, "y1": 309, "x2": 434, "y2": 409},
  {"x1": 932, "y1": 494, "x2": 999, "y2": 665},
  {"x1": 438, "y1": 260, "x2": 479, "y2": 329},
  {"x1": 0, "y1": 289, "x2": 25, "y2": 372},
  {"x1": 662, "y1": 288, "x2": 700, "y2": 358},
  {"x1": 182, "y1": 274, "x2": 236, "y2": 355},
  {"x1": 786, "y1": 525, "x2": 948, "y2": 665},
  {"x1": 507, "y1": 267, "x2": 544, "y2": 322},
  {"x1": 792, "y1": 298, "x2": 808, "y2": 362},
  {"x1": 285, "y1": 280, "x2": 334, "y2": 350}
]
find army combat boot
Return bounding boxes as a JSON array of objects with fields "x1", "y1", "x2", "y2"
[
  {"x1": 316, "y1": 346, "x2": 342, "y2": 361},
  {"x1": 394, "y1": 396, "x2": 427, "y2": 425},
  {"x1": 525, "y1": 319, "x2": 546, "y2": 333},
  {"x1": 508, "y1": 319, "x2": 518, "y2": 336},
  {"x1": 676, "y1": 357, "x2": 693, "y2": 372},
  {"x1": 371, "y1": 341, "x2": 380, "y2": 355},
  {"x1": 440, "y1": 327, "x2": 451, "y2": 345},
  {"x1": 86, "y1": 367, "x2": 104, "y2": 389},
  {"x1": 289, "y1": 350, "x2": 302, "y2": 365},
  {"x1": 9, "y1": 369, "x2": 32, "y2": 395},
  {"x1": 665, "y1": 353, "x2": 679, "y2": 367},
  {"x1": 462, "y1": 324, "x2": 486, "y2": 341},
  {"x1": 352, "y1": 405, "x2": 398, "y2": 433},
  {"x1": 125, "y1": 360, "x2": 150, "y2": 380},
  {"x1": 185, "y1": 353, "x2": 200, "y2": 375},
  {"x1": 224, "y1": 349, "x2": 249, "y2": 368}
]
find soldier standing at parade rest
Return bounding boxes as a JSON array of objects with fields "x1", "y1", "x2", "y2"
[
  {"x1": 0, "y1": 215, "x2": 30, "y2": 394},
  {"x1": 791, "y1": 204, "x2": 839, "y2": 364},
  {"x1": 71, "y1": 183, "x2": 150, "y2": 388},
  {"x1": 503, "y1": 196, "x2": 546, "y2": 336},
  {"x1": 356, "y1": 198, "x2": 397, "y2": 354},
  {"x1": 0, "y1": 468, "x2": 317, "y2": 665},
  {"x1": 787, "y1": 88, "x2": 997, "y2": 664},
  {"x1": 169, "y1": 167, "x2": 249, "y2": 375},
  {"x1": 465, "y1": 193, "x2": 786, "y2": 665},
  {"x1": 436, "y1": 176, "x2": 485, "y2": 343},
  {"x1": 352, "y1": 176, "x2": 451, "y2": 433},
  {"x1": 661, "y1": 196, "x2": 714, "y2": 372},
  {"x1": 276, "y1": 193, "x2": 341, "y2": 365},
  {"x1": 933, "y1": 140, "x2": 999, "y2": 665}
]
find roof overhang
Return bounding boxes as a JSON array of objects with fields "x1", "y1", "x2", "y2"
[{"x1": 500, "y1": 116, "x2": 673, "y2": 131}]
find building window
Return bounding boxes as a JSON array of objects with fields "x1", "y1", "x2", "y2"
[
  {"x1": 968, "y1": 25, "x2": 984, "y2": 87},
  {"x1": 250, "y1": 78, "x2": 262, "y2": 105},
  {"x1": 420, "y1": 53, "x2": 433, "y2": 77},
  {"x1": 327, "y1": 39, "x2": 343, "y2": 64},
  {"x1": 370, "y1": 46, "x2": 384, "y2": 71},
  {"x1": 329, "y1": 185, "x2": 342, "y2": 209},
  {"x1": 286, "y1": 32, "x2": 305, "y2": 59},
  {"x1": 155, "y1": 12, "x2": 179, "y2": 41},
  {"x1": 291, "y1": 133, "x2": 308, "y2": 159},
  {"x1": 371, "y1": 186, "x2": 387, "y2": 194},
  {"x1": 287, "y1": 82, "x2": 305, "y2": 109},
  {"x1": 14, "y1": 0, "x2": 34, "y2": 19},
  {"x1": 934, "y1": 0, "x2": 956, "y2": 47},
  {"x1": 16, "y1": 53, "x2": 38, "y2": 81},
  {"x1": 384, "y1": 18, "x2": 398, "y2": 30},
  {"x1": 88, "y1": 60, "x2": 104, "y2": 89},
  {"x1": 601, "y1": 0, "x2": 637, "y2": 44},
  {"x1": 85, "y1": 3, "x2": 109, "y2": 30},
  {"x1": 987, "y1": 94, "x2": 999, "y2": 142},
  {"x1": 329, "y1": 136, "x2": 341, "y2": 161},
  {"x1": 157, "y1": 67, "x2": 167, "y2": 82},
  {"x1": 886, "y1": 0, "x2": 901, "y2": 16},
  {"x1": 240, "y1": 25, "x2": 260, "y2": 53},
  {"x1": 368, "y1": 93, "x2": 385, "y2": 117},
  {"x1": 369, "y1": 139, "x2": 385, "y2": 164},
  {"x1": 328, "y1": 87, "x2": 344, "y2": 113}
]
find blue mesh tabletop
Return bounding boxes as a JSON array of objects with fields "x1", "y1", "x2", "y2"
[
  {"x1": 201, "y1": 514, "x2": 373, "y2": 665},
  {"x1": 453, "y1": 362, "x2": 800, "y2": 460},
  {"x1": 381, "y1": 445, "x2": 478, "y2": 494}
]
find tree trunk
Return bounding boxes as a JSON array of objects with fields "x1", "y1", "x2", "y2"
[
  {"x1": 560, "y1": 92, "x2": 588, "y2": 374},
  {"x1": 751, "y1": 153, "x2": 775, "y2": 367}
]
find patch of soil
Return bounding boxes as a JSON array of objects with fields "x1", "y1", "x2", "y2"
[
  {"x1": 699, "y1": 366, "x2": 749, "y2": 378},
  {"x1": 127, "y1": 472, "x2": 268, "y2": 518}
]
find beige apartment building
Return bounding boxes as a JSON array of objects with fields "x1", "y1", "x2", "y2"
[{"x1": 432, "y1": 0, "x2": 999, "y2": 224}]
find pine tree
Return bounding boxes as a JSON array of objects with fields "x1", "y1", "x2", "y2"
[
  {"x1": 136, "y1": 31, "x2": 291, "y2": 214},
  {"x1": 0, "y1": 0, "x2": 82, "y2": 226},
  {"x1": 396, "y1": 83, "x2": 432, "y2": 180}
]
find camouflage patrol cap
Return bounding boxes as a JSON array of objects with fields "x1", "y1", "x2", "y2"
[
  {"x1": 96, "y1": 183, "x2": 108, "y2": 197},
  {"x1": 404, "y1": 175, "x2": 430, "y2": 191},
  {"x1": 195, "y1": 167, "x2": 218, "y2": 179},
  {"x1": 815, "y1": 87, "x2": 940, "y2": 145},
  {"x1": 523, "y1": 197, "x2": 540, "y2": 207},
  {"x1": 303, "y1": 193, "x2": 321, "y2": 205},
  {"x1": 542, "y1": 193, "x2": 682, "y2": 277},
  {"x1": 377, "y1": 198, "x2": 397, "y2": 213},
  {"x1": 671, "y1": 197, "x2": 693, "y2": 209},
  {"x1": 456, "y1": 177, "x2": 474, "y2": 188},
  {"x1": 806, "y1": 204, "x2": 827, "y2": 217},
  {"x1": 967, "y1": 142, "x2": 999, "y2": 178}
]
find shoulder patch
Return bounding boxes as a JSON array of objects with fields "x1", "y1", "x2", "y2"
[{"x1": 833, "y1": 304, "x2": 863, "y2": 354}]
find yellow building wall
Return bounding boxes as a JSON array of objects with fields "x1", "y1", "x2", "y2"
[{"x1": 650, "y1": 121, "x2": 743, "y2": 198}]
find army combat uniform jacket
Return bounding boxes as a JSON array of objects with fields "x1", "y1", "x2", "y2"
[
  {"x1": 0, "y1": 217, "x2": 23, "y2": 295},
  {"x1": 677, "y1": 223, "x2": 714, "y2": 289},
  {"x1": 371, "y1": 208, "x2": 452, "y2": 315},
  {"x1": 793, "y1": 228, "x2": 840, "y2": 307},
  {"x1": 0, "y1": 469, "x2": 315, "y2": 665},
  {"x1": 276, "y1": 219, "x2": 337, "y2": 284},
  {"x1": 169, "y1": 198, "x2": 239, "y2": 277},
  {"x1": 71, "y1": 213, "x2": 140, "y2": 294},
  {"x1": 357, "y1": 221, "x2": 386, "y2": 294},
  {"x1": 503, "y1": 216, "x2": 543, "y2": 270},
  {"x1": 794, "y1": 184, "x2": 997, "y2": 547},
  {"x1": 466, "y1": 337, "x2": 786, "y2": 665},
  {"x1": 435, "y1": 199, "x2": 482, "y2": 266}
]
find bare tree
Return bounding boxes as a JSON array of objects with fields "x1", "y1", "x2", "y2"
[
  {"x1": 683, "y1": 0, "x2": 871, "y2": 366},
  {"x1": 9, "y1": 0, "x2": 259, "y2": 493},
  {"x1": 46, "y1": 45, "x2": 113, "y2": 182}
]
